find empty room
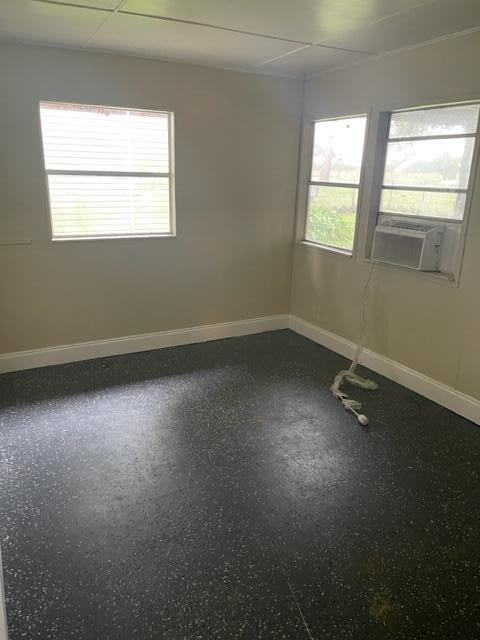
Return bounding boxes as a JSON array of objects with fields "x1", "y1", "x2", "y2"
[{"x1": 1, "y1": 0, "x2": 480, "y2": 638}]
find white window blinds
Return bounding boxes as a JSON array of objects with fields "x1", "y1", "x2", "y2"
[{"x1": 39, "y1": 102, "x2": 174, "y2": 239}]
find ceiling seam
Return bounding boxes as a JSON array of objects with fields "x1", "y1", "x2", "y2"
[
  {"x1": 31, "y1": 0, "x2": 373, "y2": 54},
  {"x1": 251, "y1": 45, "x2": 313, "y2": 70},
  {"x1": 116, "y1": 10, "x2": 375, "y2": 54},
  {"x1": 253, "y1": 44, "x2": 380, "y2": 71},
  {"x1": 313, "y1": 0, "x2": 440, "y2": 49},
  {"x1": 31, "y1": 1, "x2": 311, "y2": 45},
  {"x1": 312, "y1": 43, "x2": 374, "y2": 54},
  {"x1": 27, "y1": 0, "x2": 473, "y2": 77},
  {"x1": 117, "y1": 10, "x2": 310, "y2": 45},
  {"x1": 33, "y1": 0, "x2": 441, "y2": 57},
  {"x1": 1, "y1": 39, "x2": 301, "y2": 79},
  {"x1": 7, "y1": 21, "x2": 478, "y2": 83},
  {"x1": 82, "y1": 0, "x2": 128, "y2": 46},
  {"x1": 305, "y1": 23, "x2": 480, "y2": 81},
  {"x1": 32, "y1": 0, "x2": 111, "y2": 11}
]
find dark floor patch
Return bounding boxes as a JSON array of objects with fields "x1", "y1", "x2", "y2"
[
  {"x1": 368, "y1": 594, "x2": 395, "y2": 624},
  {"x1": 0, "y1": 329, "x2": 479, "y2": 639}
]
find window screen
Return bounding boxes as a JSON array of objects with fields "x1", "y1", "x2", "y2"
[
  {"x1": 39, "y1": 102, "x2": 174, "y2": 239},
  {"x1": 380, "y1": 104, "x2": 480, "y2": 221},
  {"x1": 305, "y1": 116, "x2": 367, "y2": 252}
]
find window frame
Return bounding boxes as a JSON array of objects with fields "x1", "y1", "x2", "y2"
[
  {"x1": 379, "y1": 103, "x2": 479, "y2": 224},
  {"x1": 38, "y1": 101, "x2": 176, "y2": 242},
  {"x1": 367, "y1": 100, "x2": 480, "y2": 283},
  {"x1": 299, "y1": 113, "x2": 369, "y2": 257}
]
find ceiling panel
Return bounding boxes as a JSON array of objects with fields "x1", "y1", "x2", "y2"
[
  {"x1": 121, "y1": 0, "x2": 428, "y2": 45},
  {"x1": 324, "y1": 0, "x2": 480, "y2": 54},
  {"x1": 91, "y1": 12, "x2": 305, "y2": 71},
  {"x1": 0, "y1": 0, "x2": 107, "y2": 45},
  {"x1": 2, "y1": 0, "x2": 479, "y2": 78},
  {"x1": 258, "y1": 45, "x2": 373, "y2": 77},
  {"x1": 46, "y1": 0, "x2": 120, "y2": 8}
]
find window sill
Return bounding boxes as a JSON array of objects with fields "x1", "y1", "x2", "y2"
[
  {"x1": 297, "y1": 240, "x2": 353, "y2": 258},
  {"x1": 364, "y1": 257, "x2": 458, "y2": 286},
  {"x1": 51, "y1": 233, "x2": 177, "y2": 242}
]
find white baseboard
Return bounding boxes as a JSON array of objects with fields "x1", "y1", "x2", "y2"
[
  {"x1": 289, "y1": 315, "x2": 480, "y2": 426},
  {"x1": 0, "y1": 314, "x2": 289, "y2": 374},
  {"x1": 1, "y1": 312, "x2": 478, "y2": 425},
  {"x1": 0, "y1": 548, "x2": 7, "y2": 640}
]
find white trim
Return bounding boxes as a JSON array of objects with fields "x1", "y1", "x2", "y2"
[
  {"x1": 367, "y1": 101, "x2": 480, "y2": 284},
  {"x1": 289, "y1": 315, "x2": 480, "y2": 426},
  {"x1": 0, "y1": 315, "x2": 289, "y2": 374},
  {"x1": 0, "y1": 548, "x2": 8, "y2": 640},
  {"x1": 51, "y1": 233, "x2": 177, "y2": 242},
  {"x1": 298, "y1": 113, "x2": 369, "y2": 259},
  {"x1": 1, "y1": 313, "x2": 478, "y2": 425},
  {"x1": 38, "y1": 102, "x2": 176, "y2": 242}
]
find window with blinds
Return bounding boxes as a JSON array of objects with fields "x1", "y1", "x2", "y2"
[{"x1": 39, "y1": 102, "x2": 175, "y2": 240}]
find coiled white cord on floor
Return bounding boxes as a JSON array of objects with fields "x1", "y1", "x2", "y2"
[{"x1": 331, "y1": 261, "x2": 378, "y2": 426}]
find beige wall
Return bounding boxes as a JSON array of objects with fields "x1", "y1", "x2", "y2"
[
  {"x1": 291, "y1": 30, "x2": 480, "y2": 400},
  {"x1": 2, "y1": 36, "x2": 479, "y2": 402},
  {"x1": 0, "y1": 43, "x2": 302, "y2": 353}
]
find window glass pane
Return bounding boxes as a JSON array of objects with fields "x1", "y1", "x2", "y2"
[
  {"x1": 380, "y1": 188, "x2": 466, "y2": 220},
  {"x1": 48, "y1": 175, "x2": 170, "y2": 237},
  {"x1": 306, "y1": 185, "x2": 358, "y2": 250},
  {"x1": 40, "y1": 103, "x2": 169, "y2": 173},
  {"x1": 311, "y1": 117, "x2": 366, "y2": 183},
  {"x1": 389, "y1": 104, "x2": 479, "y2": 138},
  {"x1": 383, "y1": 138, "x2": 474, "y2": 189}
]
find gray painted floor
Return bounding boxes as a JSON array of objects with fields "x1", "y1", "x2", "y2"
[{"x1": 0, "y1": 330, "x2": 479, "y2": 639}]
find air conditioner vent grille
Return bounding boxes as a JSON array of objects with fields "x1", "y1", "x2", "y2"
[
  {"x1": 382, "y1": 220, "x2": 437, "y2": 232},
  {"x1": 372, "y1": 232, "x2": 424, "y2": 269}
]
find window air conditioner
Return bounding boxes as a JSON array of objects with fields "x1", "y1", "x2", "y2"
[{"x1": 371, "y1": 219, "x2": 444, "y2": 271}]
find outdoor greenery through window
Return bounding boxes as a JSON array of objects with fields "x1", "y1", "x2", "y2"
[
  {"x1": 380, "y1": 104, "x2": 480, "y2": 220},
  {"x1": 305, "y1": 115, "x2": 367, "y2": 252},
  {"x1": 39, "y1": 102, "x2": 174, "y2": 239}
]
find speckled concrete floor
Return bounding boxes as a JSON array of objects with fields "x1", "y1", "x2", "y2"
[{"x1": 0, "y1": 330, "x2": 479, "y2": 639}]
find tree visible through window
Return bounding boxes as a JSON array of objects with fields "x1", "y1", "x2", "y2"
[
  {"x1": 39, "y1": 102, "x2": 175, "y2": 239},
  {"x1": 380, "y1": 104, "x2": 480, "y2": 221},
  {"x1": 305, "y1": 116, "x2": 367, "y2": 252}
]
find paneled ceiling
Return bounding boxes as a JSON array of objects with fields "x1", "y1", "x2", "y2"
[{"x1": 1, "y1": 0, "x2": 480, "y2": 78}]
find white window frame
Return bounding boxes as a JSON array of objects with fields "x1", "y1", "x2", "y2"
[
  {"x1": 39, "y1": 101, "x2": 176, "y2": 242},
  {"x1": 367, "y1": 101, "x2": 480, "y2": 283},
  {"x1": 296, "y1": 113, "x2": 369, "y2": 258},
  {"x1": 379, "y1": 104, "x2": 479, "y2": 223}
]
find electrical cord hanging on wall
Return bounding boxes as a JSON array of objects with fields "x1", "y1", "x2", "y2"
[{"x1": 331, "y1": 261, "x2": 378, "y2": 426}]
